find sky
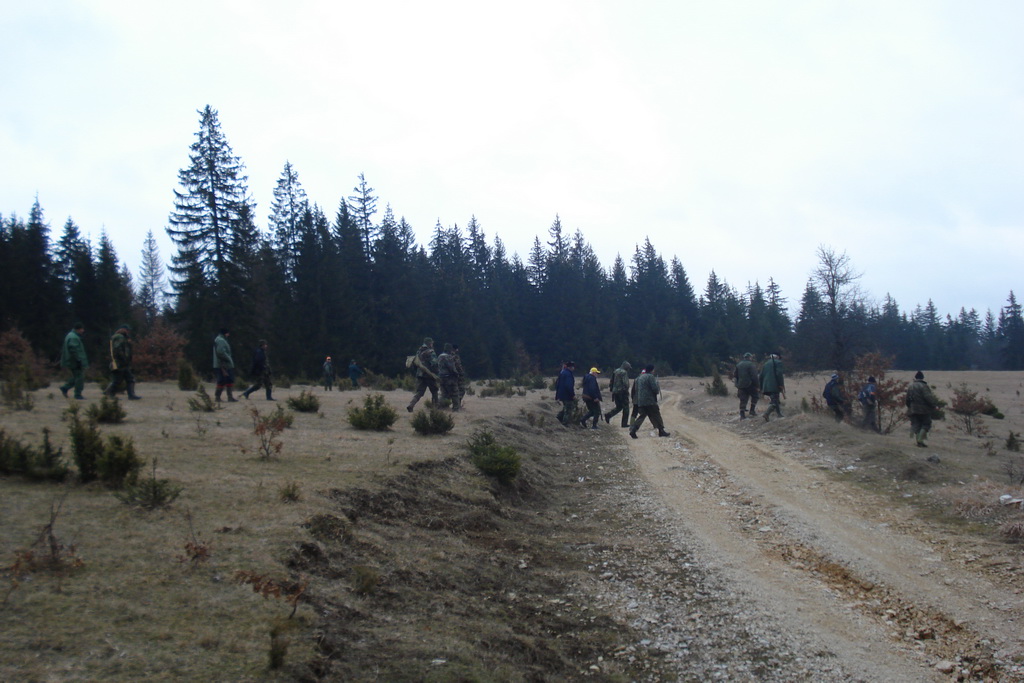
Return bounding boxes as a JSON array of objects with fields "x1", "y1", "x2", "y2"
[{"x1": 2, "y1": 0, "x2": 1023, "y2": 320}]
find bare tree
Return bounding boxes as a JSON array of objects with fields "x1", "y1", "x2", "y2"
[{"x1": 812, "y1": 245, "x2": 864, "y2": 371}]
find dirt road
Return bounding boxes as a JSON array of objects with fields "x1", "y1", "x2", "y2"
[{"x1": 620, "y1": 381, "x2": 1024, "y2": 680}]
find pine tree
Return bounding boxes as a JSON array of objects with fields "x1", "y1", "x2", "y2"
[
  {"x1": 347, "y1": 173, "x2": 378, "y2": 255},
  {"x1": 999, "y1": 291, "x2": 1024, "y2": 370},
  {"x1": 166, "y1": 105, "x2": 256, "y2": 362},
  {"x1": 268, "y1": 161, "x2": 308, "y2": 281},
  {"x1": 137, "y1": 229, "x2": 167, "y2": 327}
]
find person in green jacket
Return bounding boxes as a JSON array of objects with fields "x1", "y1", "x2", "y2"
[
  {"x1": 759, "y1": 352, "x2": 786, "y2": 422},
  {"x1": 629, "y1": 364, "x2": 670, "y2": 439},
  {"x1": 905, "y1": 370, "x2": 940, "y2": 447},
  {"x1": 59, "y1": 323, "x2": 88, "y2": 400},
  {"x1": 604, "y1": 361, "x2": 633, "y2": 428},
  {"x1": 104, "y1": 324, "x2": 140, "y2": 400},
  {"x1": 212, "y1": 328, "x2": 237, "y2": 403},
  {"x1": 733, "y1": 352, "x2": 759, "y2": 419}
]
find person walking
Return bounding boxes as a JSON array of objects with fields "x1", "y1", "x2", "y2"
[
  {"x1": 823, "y1": 373, "x2": 846, "y2": 422},
  {"x1": 859, "y1": 376, "x2": 880, "y2": 432},
  {"x1": 555, "y1": 361, "x2": 577, "y2": 426},
  {"x1": 242, "y1": 339, "x2": 274, "y2": 400},
  {"x1": 213, "y1": 328, "x2": 237, "y2": 403},
  {"x1": 323, "y1": 356, "x2": 335, "y2": 391},
  {"x1": 59, "y1": 322, "x2": 88, "y2": 400},
  {"x1": 407, "y1": 337, "x2": 439, "y2": 412},
  {"x1": 733, "y1": 352, "x2": 759, "y2": 419},
  {"x1": 604, "y1": 361, "x2": 632, "y2": 428},
  {"x1": 760, "y1": 352, "x2": 786, "y2": 421},
  {"x1": 629, "y1": 364, "x2": 670, "y2": 439},
  {"x1": 452, "y1": 344, "x2": 467, "y2": 407},
  {"x1": 906, "y1": 370, "x2": 940, "y2": 447},
  {"x1": 437, "y1": 343, "x2": 461, "y2": 411},
  {"x1": 104, "y1": 324, "x2": 140, "y2": 400},
  {"x1": 580, "y1": 367, "x2": 603, "y2": 429},
  {"x1": 348, "y1": 359, "x2": 363, "y2": 389}
]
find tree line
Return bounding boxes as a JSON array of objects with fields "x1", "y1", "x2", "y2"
[{"x1": 1, "y1": 105, "x2": 1022, "y2": 381}]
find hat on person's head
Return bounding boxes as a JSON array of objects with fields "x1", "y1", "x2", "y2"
[
  {"x1": 443, "y1": 342, "x2": 453, "y2": 352},
  {"x1": 258, "y1": 339, "x2": 267, "y2": 346},
  {"x1": 424, "y1": 337, "x2": 433, "y2": 345},
  {"x1": 831, "y1": 373, "x2": 839, "y2": 380},
  {"x1": 867, "y1": 376, "x2": 876, "y2": 383},
  {"x1": 566, "y1": 360, "x2": 576, "y2": 368},
  {"x1": 622, "y1": 361, "x2": 632, "y2": 370},
  {"x1": 743, "y1": 352, "x2": 753, "y2": 359},
  {"x1": 915, "y1": 370, "x2": 925, "y2": 380},
  {"x1": 118, "y1": 323, "x2": 131, "y2": 332},
  {"x1": 590, "y1": 367, "x2": 601, "y2": 374},
  {"x1": 645, "y1": 364, "x2": 655, "y2": 373},
  {"x1": 72, "y1": 322, "x2": 84, "y2": 330},
  {"x1": 326, "y1": 356, "x2": 331, "y2": 361},
  {"x1": 220, "y1": 327, "x2": 230, "y2": 335}
]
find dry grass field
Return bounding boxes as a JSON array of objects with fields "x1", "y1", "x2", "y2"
[{"x1": 2, "y1": 370, "x2": 1023, "y2": 680}]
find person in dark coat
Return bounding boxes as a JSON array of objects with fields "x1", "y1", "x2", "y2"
[
  {"x1": 348, "y1": 359, "x2": 363, "y2": 389},
  {"x1": 759, "y1": 352, "x2": 786, "y2": 422},
  {"x1": 859, "y1": 376, "x2": 879, "y2": 432},
  {"x1": 105, "y1": 324, "x2": 140, "y2": 400},
  {"x1": 629, "y1": 364, "x2": 670, "y2": 439},
  {"x1": 555, "y1": 361, "x2": 577, "y2": 426},
  {"x1": 906, "y1": 371, "x2": 940, "y2": 447},
  {"x1": 243, "y1": 339, "x2": 274, "y2": 400},
  {"x1": 733, "y1": 352, "x2": 759, "y2": 419},
  {"x1": 604, "y1": 361, "x2": 632, "y2": 428},
  {"x1": 579, "y1": 367, "x2": 603, "y2": 429}
]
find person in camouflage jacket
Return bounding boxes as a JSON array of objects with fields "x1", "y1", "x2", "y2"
[
  {"x1": 732, "y1": 352, "x2": 759, "y2": 419},
  {"x1": 407, "y1": 337, "x2": 439, "y2": 412},
  {"x1": 104, "y1": 324, "x2": 140, "y2": 400},
  {"x1": 905, "y1": 370, "x2": 939, "y2": 447},
  {"x1": 604, "y1": 361, "x2": 632, "y2": 428}
]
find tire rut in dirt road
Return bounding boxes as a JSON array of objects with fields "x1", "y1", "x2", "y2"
[{"x1": 623, "y1": 390, "x2": 1024, "y2": 681}]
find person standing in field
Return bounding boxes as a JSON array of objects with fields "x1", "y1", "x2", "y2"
[
  {"x1": 859, "y1": 376, "x2": 880, "y2": 432},
  {"x1": 906, "y1": 370, "x2": 940, "y2": 448},
  {"x1": 59, "y1": 322, "x2": 88, "y2": 400},
  {"x1": 604, "y1": 361, "x2": 632, "y2": 428},
  {"x1": 629, "y1": 364, "x2": 670, "y2": 439},
  {"x1": 348, "y1": 359, "x2": 363, "y2": 389},
  {"x1": 760, "y1": 352, "x2": 786, "y2": 422},
  {"x1": 437, "y1": 343, "x2": 461, "y2": 411},
  {"x1": 452, "y1": 344, "x2": 467, "y2": 407},
  {"x1": 105, "y1": 324, "x2": 140, "y2": 400},
  {"x1": 733, "y1": 352, "x2": 759, "y2": 419},
  {"x1": 323, "y1": 356, "x2": 335, "y2": 391},
  {"x1": 823, "y1": 373, "x2": 846, "y2": 422},
  {"x1": 213, "y1": 328, "x2": 237, "y2": 403}
]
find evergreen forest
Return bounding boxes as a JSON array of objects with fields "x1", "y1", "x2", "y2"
[{"x1": 2, "y1": 105, "x2": 1023, "y2": 381}]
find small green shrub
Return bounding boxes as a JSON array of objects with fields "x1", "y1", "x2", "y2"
[
  {"x1": 705, "y1": 368, "x2": 730, "y2": 396},
  {"x1": 97, "y1": 435, "x2": 143, "y2": 488},
  {"x1": 466, "y1": 429, "x2": 521, "y2": 484},
  {"x1": 1007, "y1": 431, "x2": 1021, "y2": 453},
  {"x1": 177, "y1": 359, "x2": 200, "y2": 391},
  {"x1": 351, "y1": 565, "x2": 380, "y2": 595},
  {"x1": 411, "y1": 406, "x2": 455, "y2": 435},
  {"x1": 248, "y1": 406, "x2": 290, "y2": 460},
  {"x1": 115, "y1": 459, "x2": 182, "y2": 509},
  {"x1": 86, "y1": 395, "x2": 127, "y2": 424},
  {"x1": 1, "y1": 371, "x2": 34, "y2": 411},
  {"x1": 187, "y1": 385, "x2": 217, "y2": 412},
  {"x1": 0, "y1": 428, "x2": 69, "y2": 482},
  {"x1": 286, "y1": 389, "x2": 320, "y2": 413},
  {"x1": 278, "y1": 481, "x2": 301, "y2": 503},
  {"x1": 68, "y1": 404, "x2": 104, "y2": 483},
  {"x1": 274, "y1": 375, "x2": 293, "y2": 389},
  {"x1": 347, "y1": 393, "x2": 398, "y2": 431}
]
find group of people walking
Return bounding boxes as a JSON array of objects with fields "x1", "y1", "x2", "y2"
[
  {"x1": 732, "y1": 352, "x2": 786, "y2": 422},
  {"x1": 322, "y1": 356, "x2": 363, "y2": 391},
  {"x1": 406, "y1": 337, "x2": 467, "y2": 412},
  {"x1": 555, "y1": 360, "x2": 671, "y2": 439}
]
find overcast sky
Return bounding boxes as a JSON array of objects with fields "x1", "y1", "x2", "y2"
[{"x1": 3, "y1": 1, "x2": 1022, "y2": 320}]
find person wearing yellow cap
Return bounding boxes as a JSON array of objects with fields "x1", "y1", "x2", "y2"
[
  {"x1": 322, "y1": 356, "x2": 335, "y2": 391},
  {"x1": 579, "y1": 367, "x2": 603, "y2": 429}
]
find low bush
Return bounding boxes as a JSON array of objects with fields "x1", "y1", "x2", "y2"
[
  {"x1": 133, "y1": 320, "x2": 187, "y2": 381},
  {"x1": 1, "y1": 372, "x2": 35, "y2": 411},
  {"x1": 705, "y1": 368, "x2": 729, "y2": 397},
  {"x1": 411, "y1": 406, "x2": 455, "y2": 435},
  {"x1": 68, "y1": 404, "x2": 104, "y2": 483},
  {"x1": 466, "y1": 429, "x2": 521, "y2": 484},
  {"x1": 115, "y1": 459, "x2": 182, "y2": 509},
  {"x1": 0, "y1": 428, "x2": 69, "y2": 482},
  {"x1": 347, "y1": 393, "x2": 398, "y2": 431},
  {"x1": 187, "y1": 385, "x2": 216, "y2": 412},
  {"x1": 97, "y1": 435, "x2": 143, "y2": 488},
  {"x1": 286, "y1": 389, "x2": 320, "y2": 413},
  {"x1": 177, "y1": 359, "x2": 200, "y2": 391},
  {"x1": 87, "y1": 395, "x2": 127, "y2": 424}
]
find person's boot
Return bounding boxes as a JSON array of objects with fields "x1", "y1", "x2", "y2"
[
  {"x1": 242, "y1": 387, "x2": 251, "y2": 399},
  {"x1": 127, "y1": 382, "x2": 141, "y2": 400},
  {"x1": 740, "y1": 408, "x2": 746, "y2": 420},
  {"x1": 749, "y1": 406, "x2": 757, "y2": 416},
  {"x1": 227, "y1": 387, "x2": 238, "y2": 402},
  {"x1": 266, "y1": 388, "x2": 275, "y2": 401},
  {"x1": 104, "y1": 382, "x2": 117, "y2": 398},
  {"x1": 658, "y1": 429, "x2": 671, "y2": 437},
  {"x1": 604, "y1": 412, "x2": 611, "y2": 424},
  {"x1": 215, "y1": 387, "x2": 223, "y2": 403},
  {"x1": 629, "y1": 429, "x2": 638, "y2": 439}
]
